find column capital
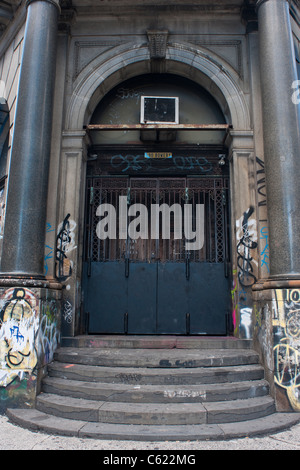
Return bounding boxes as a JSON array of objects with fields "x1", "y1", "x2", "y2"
[{"x1": 25, "y1": 0, "x2": 61, "y2": 13}]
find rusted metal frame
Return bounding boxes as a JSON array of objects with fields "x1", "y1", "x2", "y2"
[{"x1": 86, "y1": 124, "x2": 231, "y2": 131}]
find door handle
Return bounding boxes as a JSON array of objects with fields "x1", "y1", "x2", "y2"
[
  {"x1": 186, "y1": 257, "x2": 190, "y2": 280},
  {"x1": 186, "y1": 313, "x2": 190, "y2": 335},
  {"x1": 124, "y1": 312, "x2": 128, "y2": 334},
  {"x1": 125, "y1": 258, "x2": 129, "y2": 278},
  {"x1": 224, "y1": 260, "x2": 229, "y2": 278}
]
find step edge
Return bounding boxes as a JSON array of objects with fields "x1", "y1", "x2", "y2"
[
  {"x1": 41, "y1": 376, "x2": 270, "y2": 402},
  {"x1": 7, "y1": 408, "x2": 300, "y2": 442},
  {"x1": 36, "y1": 392, "x2": 275, "y2": 410},
  {"x1": 35, "y1": 392, "x2": 276, "y2": 425},
  {"x1": 47, "y1": 361, "x2": 264, "y2": 373}
]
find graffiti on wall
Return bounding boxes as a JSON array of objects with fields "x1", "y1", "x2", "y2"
[
  {"x1": 44, "y1": 222, "x2": 55, "y2": 276},
  {"x1": 236, "y1": 206, "x2": 258, "y2": 288},
  {"x1": 39, "y1": 299, "x2": 60, "y2": 365},
  {"x1": 273, "y1": 289, "x2": 300, "y2": 411},
  {"x1": 0, "y1": 288, "x2": 39, "y2": 388},
  {"x1": 260, "y1": 226, "x2": 270, "y2": 274},
  {"x1": 63, "y1": 299, "x2": 73, "y2": 324},
  {"x1": 256, "y1": 156, "x2": 267, "y2": 211},
  {"x1": 55, "y1": 214, "x2": 77, "y2": 282},
  {"x1": 255, "y1": 156, "x2": 270, "y2": 278},
  {"x1": 253, "y1": 302, "x2": 274, "y2": 372},
  {"x1": 233, "y1": 207, "x2": 258, "y2": 338},
  {"x1": 0, "y1": 288, "x2": 60, "y2": 391}
]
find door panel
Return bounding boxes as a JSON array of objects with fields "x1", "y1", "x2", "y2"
[
  {"x1": 85, "y1": 261, "x2": 127, "y2": 334},
  {"x1": 187, "y1": 262, "x2": 228, "y2": 335},
  {"x1": 157, "y1": 262, "x2": 188, "y2": 334},
  {"x1": 127, "y1": 262, "x2": 157, "y2": 334}
]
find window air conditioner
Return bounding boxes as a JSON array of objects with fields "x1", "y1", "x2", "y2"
[{"x1": 140, "y1": 96, "x2": 179, "y2": 124}]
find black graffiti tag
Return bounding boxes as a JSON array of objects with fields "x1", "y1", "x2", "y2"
[
  {"x1": 55, "y1": 214, "x2": 73, "y2": 282},
  {"x1": 237, "y1": 206, "x2": 258, "y2": 288}
]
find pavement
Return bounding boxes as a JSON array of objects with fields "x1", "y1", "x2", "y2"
[{"x1": 1, "y1": 412, "x2": 300, "y2": 450}]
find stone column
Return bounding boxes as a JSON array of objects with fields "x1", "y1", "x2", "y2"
[
  {"x1": 0, "y1": 0, "x2": 60, "y2": 279},
  {"x1": 0, "y1": 0, "x2": 62, "y2": 412},
  {"x1": 256, "y1": 0, "x2": 300, "y2": 280},
  {"x1": 254, "y1": 0, "x2": 300, "y2": 413}
]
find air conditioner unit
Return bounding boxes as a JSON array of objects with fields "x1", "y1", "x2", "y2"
[{"x1": 140, "y1": 96, "x2": 179, "y2": 124}]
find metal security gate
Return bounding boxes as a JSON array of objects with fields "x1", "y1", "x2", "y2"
[{"x1": 83, "y1": 175, "x2": 230, "y2": 335}]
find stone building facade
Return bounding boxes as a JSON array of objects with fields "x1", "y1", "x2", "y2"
[{"x1": 0, "y1": 0, "x2": 299, "y2": 414}]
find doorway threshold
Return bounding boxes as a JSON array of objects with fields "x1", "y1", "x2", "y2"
[{"x1": 61, "y1": 335, "x2": 252, "y2": 350}]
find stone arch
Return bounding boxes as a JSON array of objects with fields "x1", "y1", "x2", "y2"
[
  {"x1": 60, "y1": 40, "x2": 254, "y2": 338},
  {"x1": 65, "y1": 42, "x2": 251, "y2": 133}
]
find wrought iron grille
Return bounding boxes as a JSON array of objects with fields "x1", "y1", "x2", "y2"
[{"x1": 84, "y1": 176, "x2": 229, "y2": 264}]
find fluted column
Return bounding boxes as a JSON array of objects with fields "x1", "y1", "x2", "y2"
[
  {"x1": 257, "y1": 0, "x2": 300, "y2": 279},
  {"x1": 0, "y1": 0, "x2": 60, "y2": 278}
]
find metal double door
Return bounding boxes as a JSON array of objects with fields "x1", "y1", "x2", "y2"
[{"x1": 83, "y1": 177, "x2": 230, "y2": 335}]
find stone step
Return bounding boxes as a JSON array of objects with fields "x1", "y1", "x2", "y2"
[
  {"x1": 8, "y1": 408, "x2": 300, "y2": 441},
  {"x1": 48, "y1": 361, "x2": 265, "y2": 385},
  {"x1": 42, "y1": 376, "x2": 270, "y2": 403},
  {"x1": 7, "y1": 336, "x2": 300, "y2": 441},
  {"x1": 62, "y1": 335, "x2": 253, "y2": 350},
  {"x1": 53, "y1": 347, "x2": 259, "y2": 368},
  {"x1": 36, "y1": 393, "x2": 276, "y2": 425}
]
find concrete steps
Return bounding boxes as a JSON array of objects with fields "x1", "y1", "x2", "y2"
[
  {"x1": 41, "y1": 376, "x2": 270, "y2": 402},
  {"x1": 7, "y1": 335, "x2": 300, "y2": 441},
  {"x1": 47, "y1": 361, "x2": 265, "y2": 385},
  {"x1": 35, "y1": 393, "x2": 276, "y2": 425}
]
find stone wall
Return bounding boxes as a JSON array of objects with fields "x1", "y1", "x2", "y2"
[
  {"x1": 0, "y1": 284, "x2": 61, "y2": 412},
  {"x1": 253, "y1": 285, "x2": 300, "y2": 411}
]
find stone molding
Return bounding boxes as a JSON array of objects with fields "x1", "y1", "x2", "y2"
[{"x1": 65, "y1": 42, "x2": 250, "y2": 132}]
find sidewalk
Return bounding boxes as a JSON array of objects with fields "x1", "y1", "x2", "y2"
[{"x1": 1, "y1": 413, "x2": 300, "y2": 450}]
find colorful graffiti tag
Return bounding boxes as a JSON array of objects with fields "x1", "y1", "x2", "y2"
[
  {"x1": 273, "y1": 289, "x2": 300, "y2": 411},
  {"x1": 0, "y1": 288, "x2": 39, "y2": 388},
  {"x1": 39, "y1": 299, "x2": 60, "y2": 366},
  {"x1": 0, "y1": 288, "x2": 60, "y2": 390},
  {"x1": 233, "y1": 207, "x2": 258, "y2": 339}
]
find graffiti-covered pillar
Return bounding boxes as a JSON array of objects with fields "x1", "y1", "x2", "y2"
[
  {"x1": 226, "y1": 131, "x2": 258, "y2": 339},
  {"x1": 58, "y1": 130, "x2": 89, "y2": 337},
  {"x1": 0, "y1": 0, "x2": 60, "y2": 278},
  {"x1": 0, "y1": 0, "x2": 62, "y2": 412},
  {"x1": 256, "y1": 0, "x2": 300, "y2": 279},
  {"x1": 253, "y1": 0, "x2": 300, "y2": 412}
]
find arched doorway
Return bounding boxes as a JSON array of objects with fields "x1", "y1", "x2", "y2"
[{"x1": 82, "y1": 75, "x2": 231, "y2": 335}]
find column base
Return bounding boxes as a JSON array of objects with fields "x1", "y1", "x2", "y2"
[
  {"x1": 0, "y1": 278, "x2": 62, "y2": 412},
  {"x1": 252, "y1": 278, "x2": 300, "y2": 412},
  {"x1": 253, "y1": 277, "x2": 300, "y2": 291}
]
